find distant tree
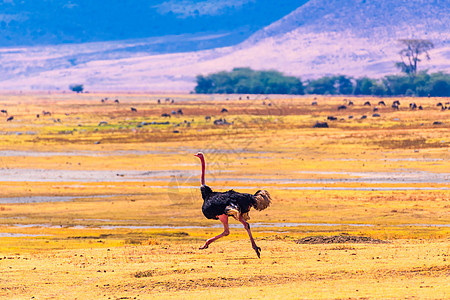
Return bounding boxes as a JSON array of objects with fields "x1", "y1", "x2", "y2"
[
  {"x1": 305, "y1": 76, "x2": 336, "y2": 95},
  {"x1": 194, "y1": 75, "x2": 213, "y2": 93},
  {"x1": 395, "y1": 39, "x2": 434, "y2": 76},
  {"x1": 335, "y1": 75, "x2": 354, "y2": 95},
  {"x1": 194, "y1": 68, "x2": 304, "y2": 94},
  {"x1": 370, "y1": 82, "x2": 387, "y2": 96},
  {"x1": 354, "y1": 77, "x2": 374, "y2": 95},
  {"x1": 69, "y1": 84, "x2": 84, "y2": 93}
]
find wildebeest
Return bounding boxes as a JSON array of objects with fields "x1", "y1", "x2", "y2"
[
  {"x1": 311, "y1": 101, "x2": 318, "y2": 106},
  {"x1": 42, "y1": 111, "x2": 52, "y2": 116},
  {"x1": 6, "y1": 116, "x2": 14, "y2": 121},
  {"x1": 409, "y1": 103, "x2": 417, "y2": 110},
  {"x1": 392, "y1": 104, "x2": 399, "y2": 111},
  {"x1": 313, "y1": 122, "x2": 329, "y2": 128},
  {"x1": 327, "y1": 116, "x2": 337, "y2": 121},
  {"x1": 361, "y1": 115, "x2": 367, "y2": 119},
  {"x1": 372, "y1": 113, "x2": 381, "y2": 117},
  {"x1": 161, "y1": 113, "x2": 171, "y2": 118},
  {"x1": 205, "y1": 116, "x2": 211, "y2": 121},
  {"x1": 348, "y1": 101, "x2": 354, "y2": 106},
  {"x1": 221, "y1": 108, "x2": 228, "y2": 113},
  {"x1": 337, "y1": 105, "x2": 347, "y2": 111},
  {"x1": 131, "y1": 107, "x2": 137, "y2": 112},
  {"x1": 1, "y1": 109, "x2": 7, "y2": 115},
  {"x1": 393, "y1": 100, "x2": 400, "y2": 106},
  {"x1": 364, "y1": 101, "x2": 371, "y2": 106},
  {"x1": 177, "y1": 109, "x2": 183, "y2": 115},
  {"x1": 373, "y1": 107, "x2": 379, "y2": 112},
  {"x1": 378, "y1": 101, "x2": 386, "y2": 106},
  {"x1": 114, "y1": 99, "x2": 119, "y2": 104},
  {"x1": 214, "y1": 118, "x2": 231, "y2": 125}
]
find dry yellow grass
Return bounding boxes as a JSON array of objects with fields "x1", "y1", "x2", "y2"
[{"x1": 0, "y1": 93, "x2": 449, "y2": 299}]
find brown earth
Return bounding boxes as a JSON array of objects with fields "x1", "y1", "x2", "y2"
[{"x1": 296, "y1": 235, "x2": 389, "y2": 244}]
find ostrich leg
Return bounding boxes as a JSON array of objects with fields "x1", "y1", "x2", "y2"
[
  {"x1": 238, "y1": 215, "x2": 261, "y2": 258},
  {"x1": 200, "y1": 214, "x2": 229, "y2": 249}
]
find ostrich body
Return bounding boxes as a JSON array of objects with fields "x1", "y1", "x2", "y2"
[{"x1": 194, "y1": 152, "x2": 271, "y2": 258}]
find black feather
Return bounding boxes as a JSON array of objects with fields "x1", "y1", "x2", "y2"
[{"x1": 200, "y1": 185, "x2": 255, "y2": 220}]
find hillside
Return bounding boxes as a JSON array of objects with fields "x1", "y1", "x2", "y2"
[
  {"x1": 0, "y1": 0, "x2": 304, "y2": 49},
  {"x1": 0, "y1": 0, "x2": 448, "y2": 92}
]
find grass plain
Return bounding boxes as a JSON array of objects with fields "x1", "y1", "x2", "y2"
[{"x1": 0, "y1": 93, "x2": 449, "y2": 299}]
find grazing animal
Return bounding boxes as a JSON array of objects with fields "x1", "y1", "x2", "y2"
[
  {"x1": 213, "y1": 118, "x2": 231, "y2": 125},
  {"x1": 313, "y1": 122, "x2": 329, "y2": 128},
  {"x1": 364, "y1": 101, "x2": 371, "y2": 106},
  {"x1": 1, "y1": 109, "x2": 7, "y2": 115},
  {"x1": 177, "y1": 109, "x2": 183, "y2": 115},
  {"x1": 131, "y1": 107, "x2": 137, "y2": 112},
  {"x1": 348, "y1": 101, "x2": 354, "y2": 106},
  {"x1": 392, "y1": 104, "x2": 399, "y2": 111},
  {"x1": 221, "y1": 108, "x2": 228, "y2": 113},
  {"x1": 410, "y1": 103, "x2": 417, "y2": 110},
  {"x1": 311, "y1": 101, "x2": 318, "y2": 106},
  {"x1": 327, "y1": 116, "x2": 337, "y2": 121},
  {"x1": 6, "y1": 116, "x2": 14, "y2": 121},
  {"x1": 114, "y1": 99, "x2": 120, "y2": 104},
  {"x1": 205, "y1": 116, "x2": 211, "y2": 121},
  {"x1": 378, "y1": 101, "x2": 386, "y2": 106},
  {"x1": 337, "y1": 105, "x2": 347, "y2": 111},
  {"x1": 393, "y1": 100, "x2": 400, "y2": 106},
  {"x1": 161, "y1": 113, "x2": 171, "y2": 118},
  {"x1": 194, "y1": 152, "x2": 271, "y2": 258}
]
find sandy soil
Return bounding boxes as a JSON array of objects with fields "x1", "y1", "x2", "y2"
[{"x1": 0, "y1": 93, "x2": 448, "y2": 299}]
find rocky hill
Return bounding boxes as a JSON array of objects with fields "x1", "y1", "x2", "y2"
[{"x1": 0, "y1": 0, "x2": 448, "y2": 91}]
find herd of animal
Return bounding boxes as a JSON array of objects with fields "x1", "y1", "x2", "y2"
[
  {"x1": 313, "y1": 99, "x2": 448, "y2": 129},
  {"x1": 2, "y1": 97, "x2": 447, "y2": 129}
]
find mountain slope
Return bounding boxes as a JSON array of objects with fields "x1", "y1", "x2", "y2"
[
  {"x1": 0, "y1": 0, "x2": 305, "y2": 49},
  {"x1": 0, "y1": 0, "x2": 448, "y2": 92}
]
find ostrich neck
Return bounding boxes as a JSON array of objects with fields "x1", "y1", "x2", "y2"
[{"x1": 200, "y1": 156, "x2": 206, "y2": 186}]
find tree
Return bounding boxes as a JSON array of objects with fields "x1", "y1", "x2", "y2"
[
  {"x1": 395, "y1": 39, "x2": 434, "y2": 76},
  {"x1": 194, "y1": 68, "x2": 304, "y2": 95},
  {"x1": 354, "y1": 77, "x2": 374, "y2": 95},
  {"x1": 69, "y1": 84, "x2": 84, "y2": 93}
]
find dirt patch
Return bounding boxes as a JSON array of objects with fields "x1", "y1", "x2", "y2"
[{"x1": 295, "y1": 235, "x2": 389, "y2": 244}]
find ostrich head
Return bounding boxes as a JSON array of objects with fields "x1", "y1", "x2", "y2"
[
  {"x1": 194, "y1": 152, "x2": 206, "y2": 185},
  {"x1": 194, "y1": 152, "x2": 204, "y2": 159}
]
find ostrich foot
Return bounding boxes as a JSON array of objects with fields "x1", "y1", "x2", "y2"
[
  {"x1": 253, "y1": 245, "x2": 261, "y2": 258},
  {"x1": 199, "y1": 243, "x2": 209, "y2": 250}
]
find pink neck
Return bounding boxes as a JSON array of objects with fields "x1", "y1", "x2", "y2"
[{"x1": 199, "y1": 156, "x2": 206, "y2": 185}]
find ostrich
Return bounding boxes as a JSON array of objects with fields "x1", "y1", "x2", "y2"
[{"x1": 194, "y1": 152, "x2": 271, "y2": 258}]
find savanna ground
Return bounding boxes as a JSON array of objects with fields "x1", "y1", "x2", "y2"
[{"x1": 0, "y1": 93, "x2": 449, "y2": 299}]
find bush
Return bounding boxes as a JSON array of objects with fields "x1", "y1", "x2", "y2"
[
  {"x1": 194, "y1": 68, "x2": 304, "y2": 95},
  {"x1": 194, "y1": 69, "x2": 450, "y2": 96},
  {"x1": 69, "y1": 84, "x2": 84, "y2": 93}
]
